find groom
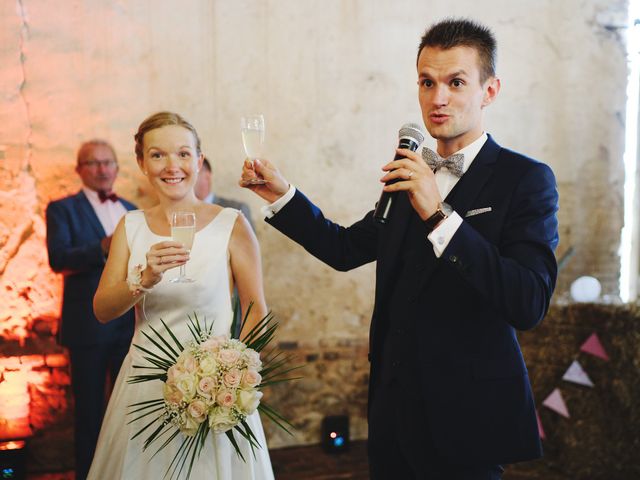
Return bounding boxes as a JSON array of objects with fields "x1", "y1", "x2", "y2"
[{"x1": 242, "y1": 18, "x2": 559, "y2": 479}]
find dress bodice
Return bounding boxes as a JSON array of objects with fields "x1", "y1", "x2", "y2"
[{"x1": 125, "y1": 208, "x2": 238, "y2": 349}]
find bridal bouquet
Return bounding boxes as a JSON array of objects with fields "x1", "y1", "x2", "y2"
[{"x1": 127, "y1": 305, "x2": 300, "y2": 480}]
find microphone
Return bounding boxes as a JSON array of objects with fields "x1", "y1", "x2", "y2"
[{"x1": 373, "y1": 123, "x2": 426, "y2": 223}]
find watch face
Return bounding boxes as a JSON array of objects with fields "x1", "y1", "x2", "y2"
[{"x1": 441, "y1": 202, "x2": 453, "y2": 216}]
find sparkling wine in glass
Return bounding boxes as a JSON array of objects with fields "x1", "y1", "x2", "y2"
[
  {"x1": 170, "y1": 211, "x2": 196, "y2": 283},
  {"x1": 240, "y1": 114, "x2": 267, "y2": 185}
]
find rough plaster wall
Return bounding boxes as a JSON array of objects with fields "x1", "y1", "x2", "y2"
[{"x1": 0, "y1": 0, "x2": 630, "y2": 449}]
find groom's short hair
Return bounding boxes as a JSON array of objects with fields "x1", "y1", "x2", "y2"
[{"x1": 418, "y1": 18, "x2": 497, "y2": 83}]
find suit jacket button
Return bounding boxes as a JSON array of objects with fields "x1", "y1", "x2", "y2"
[{"x1": 449, "y1": 254, "x2": 458, "y2": 263}]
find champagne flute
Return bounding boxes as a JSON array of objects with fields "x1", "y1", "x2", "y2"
[
  {"x1": 240, "y1": 114, "x2": 267, "y2": 185},
  {"x1": 170, "y1": 211, "x2": 196, "y2": 283}
]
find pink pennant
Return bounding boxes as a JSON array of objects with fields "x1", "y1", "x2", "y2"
[
  {"x1": 536, "y1": 410, "x2": 545, "y2": 440},
  {"x1": 580, "y1": 333, "x2": 609, "y2": 361},
  {"x1": 542, "y1": 388, "x2": 570, "y2": 418}
]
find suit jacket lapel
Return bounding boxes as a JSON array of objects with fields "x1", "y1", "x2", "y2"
[
  {"x1": 404, "y1": 136, "x2": 501, "y2": 299},
  {"x1": 445, "y1": 135, "x2": 500, "y2": 216},
  {"x1": 75, "y1": 191, "x2": 106, "y2": 239}
]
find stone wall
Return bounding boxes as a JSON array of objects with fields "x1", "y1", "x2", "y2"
[{"x1": 0, "y1": 0, "x2": 633, "y2": 472}]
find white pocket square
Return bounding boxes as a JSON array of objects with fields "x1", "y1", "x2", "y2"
[{"x1": 465, "y1": 207, "x2": 492, "y2": 218}]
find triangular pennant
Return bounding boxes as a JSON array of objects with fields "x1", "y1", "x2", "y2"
[
  {"x1": 542, "y1": 388, "x2": 570, "y2": 418},
  {"x1": 580, "y1": 333, "x2": 610, "y2": 361},
  {"x1": 562, "y1": 360, "x2": 594, "y2": 387},
  {"x1": 536, "y1": 410, "x2": 545, "y2": 440}
]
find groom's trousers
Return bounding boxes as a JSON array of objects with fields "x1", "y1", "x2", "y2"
[{"x1": 368, "y1": 376, "x2": 503, "y2": 480}]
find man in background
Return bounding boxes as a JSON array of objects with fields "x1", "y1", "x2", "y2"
[
  {"x1": 46, "y1": 140, "x2": 136, "y2": 480},
  {"x1": 195, "y1": 157, "x2": 254, "y2": 230}
]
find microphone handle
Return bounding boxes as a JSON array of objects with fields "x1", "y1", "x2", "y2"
[{"x1": 373, "y1": 137, "x2": 420, "y2": 224}]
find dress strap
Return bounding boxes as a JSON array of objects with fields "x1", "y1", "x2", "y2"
[
  {"x1": 213, "y1": 208, "x2": 240, "y2": 246},
  {"x1": 124, "y1": 210, "x2": 145, "y2": 250}
]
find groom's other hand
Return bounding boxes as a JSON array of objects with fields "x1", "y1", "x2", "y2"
[{"x1": 240, "y1": 158, "x2": 290, "y2": 203}]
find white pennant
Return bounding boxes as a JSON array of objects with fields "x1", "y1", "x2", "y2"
[{"x1": 562, "y1": 360, "x2": 594, "y2": 387}]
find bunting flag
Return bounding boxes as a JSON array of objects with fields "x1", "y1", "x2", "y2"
[
  {"x1": 542, "y1": 388, "x2": 570, "y2": 418},
  {"x1": 562, "y1": 360, "x2": 594, "y2": 387},
  {"x1": 580, "y1": 332, "x2": 610, "y2": 361},
  {"x1": 536, "y1": 410, "x2": 545, "y2": 440}
]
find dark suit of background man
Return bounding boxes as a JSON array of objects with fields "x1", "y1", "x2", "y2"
[
  {"x1": 241, "y1": 18, "x2": 559, "y2": 480},
  {"x1": 195, "y1": 157, "x2": 255, "y2": 230},
  {"x1": 46, "y1": 140, "x2": 136, "y2": 480}
]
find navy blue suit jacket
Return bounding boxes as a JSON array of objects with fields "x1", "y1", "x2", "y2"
[
  {"x1": 266, "y1": 136, "x2": 559, "y2": 465},
  {"x1": 46, "y1": 191, "x2": 137, "y2": 348}
]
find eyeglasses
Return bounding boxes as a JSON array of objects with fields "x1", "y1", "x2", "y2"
[{"x1": 79, "y1": 159, "x2": 118, "y2": 169}]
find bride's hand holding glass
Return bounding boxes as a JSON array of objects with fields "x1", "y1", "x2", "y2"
[{"x1": 141, "y1": 241, "x2": 190, "y2": 288}]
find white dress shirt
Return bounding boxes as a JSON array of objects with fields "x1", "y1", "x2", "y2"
[
  {"x1": 262, "y1": 132, "x2": 488, "y2": 258},
  {"x1": 426, "y1": 132, "x2": 488, "y2": 257},
  {"x1": 82, "y1": 187, "x2": 128, "y2": 236}
]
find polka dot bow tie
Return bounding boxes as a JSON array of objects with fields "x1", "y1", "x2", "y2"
[{"x1": 422, "y1": 147, "x2": 465, "y2": 178}]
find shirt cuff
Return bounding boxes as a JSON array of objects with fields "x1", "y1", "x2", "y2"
[
  {"x1": 261, "y1": 184, "x2": 297, "y2": 219},
  {"x1": 427, "y1": 211, "x2": 463, "y2": 258}
]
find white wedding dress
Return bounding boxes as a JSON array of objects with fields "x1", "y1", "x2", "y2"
[{"x1": 88, "y1": 209, "x2": 274, "y2": 480}]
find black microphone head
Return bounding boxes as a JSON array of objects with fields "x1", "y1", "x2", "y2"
[{"x1": 398, "y1": 123, "x2": 425, "y2": 145}]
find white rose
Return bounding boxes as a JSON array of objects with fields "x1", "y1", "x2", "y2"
[
  {"x1": 243, "y1": 349, "x2": 262, "y2": 370},
  {"x1": 175, "y1": 373, "x2": 197, "y2": 402},
  {"x1": 181, "y1": 412, "x2": 199, "y2": 436},
  {"x1": 236, "y1": 389, "x2": 263, "y2": 415},
  {"x1": 227, "y1": 339, "x2": 246, "y2": 351},
  {"x1": 208, "y1": 406, "x2": 237, "y2": 433},
  {"x1": 198, "y1": 354, "x2": 217, "y2": 376}
]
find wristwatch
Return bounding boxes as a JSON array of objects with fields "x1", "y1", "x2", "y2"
[{"x1": 424, "y1": 202, "x2": 452, "y2": 232}]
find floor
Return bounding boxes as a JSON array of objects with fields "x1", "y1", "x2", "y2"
[{"x1": 25, "y1": 440, "x2": 545, "y2": 479}]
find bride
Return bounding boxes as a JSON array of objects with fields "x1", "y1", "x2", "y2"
[{"x1": 88, "y1": 111, "x2": 274, "y2": 479}]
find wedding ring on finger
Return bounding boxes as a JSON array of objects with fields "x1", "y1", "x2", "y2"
[{"x1": 408, "y1": 171, "x2": 414, "y2": 178}]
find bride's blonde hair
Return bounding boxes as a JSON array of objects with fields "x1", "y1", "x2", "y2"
[{"x1": 134, "y1": 111, "x2": 202, "y2": 160}]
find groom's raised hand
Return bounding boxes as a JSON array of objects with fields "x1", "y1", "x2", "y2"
[{"x1": 239, "y1": 158, "x2": 290, "y2": 204}]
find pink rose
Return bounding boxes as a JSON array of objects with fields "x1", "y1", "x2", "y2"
[
  {"x1": 163, "y1": 383, "x2": 184, "y2": 405},
  {"x1": 179, "y1": 353, "x2": 197, "y2": 372},
  {"x1": 223, "y1": 368, "x2": 242, "y2": 389},
  {"x1": 241, "y1": 369, "x2": 262, "y2": 389},
  {"x1": 216, "y1": 389, "x2": 236, "y2": 408},
  {"x1": 187, "y1": 400, "x2": 207, "y2": 423},
  {"x1": 167, "y1": 365, "x2": 181, "y2": 383},
  {"x1": 197, "y1": 376, "x2": 216, "y2": 397},
  {"x1": 201, "y1": 334, "x2": 229, "y2": 352},
  {"x1": 218, "y1": 348, "x2": 241, "y2": 366}
]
